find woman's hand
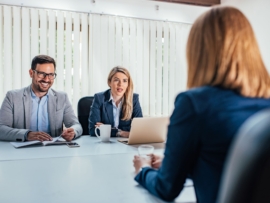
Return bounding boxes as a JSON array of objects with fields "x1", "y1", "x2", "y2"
[
  {"x1": 150, "y1": 154, "x2": 164, "y2": 169},
  {"x1": 133, "y1": 155, "x2": 152, "y2": 174},
  {"x1": 95, "y1": 122, "x2": 104, "y2": 127},
  {"x1": 119, "y1": 130, "x2": 129, "y2": 138}
]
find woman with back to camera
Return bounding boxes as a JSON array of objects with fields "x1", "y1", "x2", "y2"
[
  {"x1": 89, "y1": 66, "x2": 143, "y2": 137},
  {"x1": 133, "y1": 6, "x2": 270, "y2": 203}
]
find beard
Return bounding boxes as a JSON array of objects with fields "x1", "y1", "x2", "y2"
[{"x1": 33, "y1": 80, "x2": 51, "y2": 93}]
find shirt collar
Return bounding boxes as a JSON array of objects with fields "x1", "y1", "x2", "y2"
[
  {"x1": 30, "y1": 88, "x2": 49, "y2": 100},
  {"x1": 109, "y1": 92, "x2": 124, "y2": 105},
  {"x1": 109, "y1": 93, "x2": 113, "y2": 102}
]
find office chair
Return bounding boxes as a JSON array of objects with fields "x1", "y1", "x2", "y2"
[
  {"x1": 217, "y1": 108, "x2": 270, "y2": 203},
  {"x1": 77, "y1": 96, "x2": 94, "y2": 135}
]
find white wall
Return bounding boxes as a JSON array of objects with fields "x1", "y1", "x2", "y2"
[
  {"x1": 0, "y1": 0, "x2": 209, "y2": 24},
  {"x1": 2, "y1": 0, "x2": 268, "y2": 72},
  {"x1": 2, "y1": 0, "x2": 268, "y2": 70},
  {"x1": 221, "y1": 0, "x2": 270, "y2": 72}
]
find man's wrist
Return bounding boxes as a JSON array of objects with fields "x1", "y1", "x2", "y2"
[{"x1": 24, "y1": 131, "x2": 31, "y2": 141}]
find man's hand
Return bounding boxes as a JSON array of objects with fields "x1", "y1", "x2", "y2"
[
  {"x1": 27, "y1": 132, "x2": 52, "y2": 142},
  {"x1": 133, "y1": 155, "x2": 152, "y2": 174},
  {"x1": 61, "y1": 128, "x2": 75, "y2": 141}
]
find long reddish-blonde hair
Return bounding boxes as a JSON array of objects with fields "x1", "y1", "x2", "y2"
[
  {"x1": 107, "y1": 66, "x2": 134, "y2": 120},
  {"x1": 187, "y1": 6, "x2": 270, "y2": 98}
]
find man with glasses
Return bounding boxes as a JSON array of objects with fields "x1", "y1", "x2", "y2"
[{"x1": 0, "y1": 55, "x2": 82, "y2": 142}]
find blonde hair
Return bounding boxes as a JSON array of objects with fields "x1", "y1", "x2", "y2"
[
  {"x1": 187, "y1": 6, "x2": 270, "y2": 98},
  {"x1": 107, "y1": 66, "x2": 134, "y2": 120}
]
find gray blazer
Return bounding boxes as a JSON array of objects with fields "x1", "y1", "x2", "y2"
[{"x1": 0, "y1": 85, "x2": 82, "y2": 142}]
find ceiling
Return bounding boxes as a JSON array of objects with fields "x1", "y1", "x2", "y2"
[{"x1": 152, "y1": 0, "x2": 220, "y2": 6}]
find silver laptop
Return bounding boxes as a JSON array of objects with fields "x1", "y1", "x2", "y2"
[{"x1": 118, "y1": 117, "x2": 169, "y2": 145}]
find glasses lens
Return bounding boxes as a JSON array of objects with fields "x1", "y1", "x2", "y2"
[
  {"x1": 34, "y1": 70, "x2": 56, "y2": 79},
  {"x1": 48, "y1": 74, "x2": 54, "y2": 79}
]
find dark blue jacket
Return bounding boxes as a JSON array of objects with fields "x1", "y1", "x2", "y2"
[
  {"x1": 135, "y1": 86, "x2": 270, "y2": 203},
  {"x1": 88, "y1": 89, "x2": 143, "y2": 137}
]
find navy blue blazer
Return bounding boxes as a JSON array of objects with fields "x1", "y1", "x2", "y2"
[
  {"x1": 88, "y1": 89, "x2": 143, "y2": 137},
  {"x1": 135, "y1": 86, "x2": 270, "y2": 203}
]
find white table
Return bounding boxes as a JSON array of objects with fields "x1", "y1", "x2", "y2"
[
  {"x1": 0, "y1": 137, "x2": 165, "y2": 161},
  {"x1": 0, "y1": 136, "x2": 196, "y2": 203}
]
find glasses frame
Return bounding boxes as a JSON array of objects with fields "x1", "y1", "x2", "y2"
[{"x1": 33, "y1": 70, "x2": 57, "y2": 80}]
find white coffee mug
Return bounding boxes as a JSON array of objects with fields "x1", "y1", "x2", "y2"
[{"x1": 95, "y1": 124, "x2": 111, "y2": 142}]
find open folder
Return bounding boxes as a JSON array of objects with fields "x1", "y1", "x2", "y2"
[{"x1": 10, "y1": 136, "x2": 70, "y2": 148}]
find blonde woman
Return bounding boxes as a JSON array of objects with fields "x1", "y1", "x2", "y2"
[
  {"x1": 89, "y1": 66, "x2": 142, "y2": 137},
  {"x1": 133, "y1": 6, "x2": 270, "y2": 203}
]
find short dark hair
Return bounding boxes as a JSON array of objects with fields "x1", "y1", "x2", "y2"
[{"x1": 31, "y1": 55, "x2": 56, "y2": 70}]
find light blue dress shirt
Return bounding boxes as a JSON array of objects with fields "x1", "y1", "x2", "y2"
[
  {"x1": 109, "y1": 93, "x2": 123, "y2": 129},
  {"x1": 29, "y1": 89, "x2": 51, "y2": 134}
]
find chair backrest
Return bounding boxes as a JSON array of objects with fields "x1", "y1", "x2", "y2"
[
  {"x1": 217, "y1": 108, "x2": 270, "y2": 203},
  {"x1": 77, "y1": 96, "x2": 94, "y2": 135}
]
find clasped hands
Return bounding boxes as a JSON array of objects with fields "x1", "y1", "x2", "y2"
[
  {"x1": 133, "y1": 154, "x2": 164, "y2": 174},
  {"x1": 27, "y1": 128, "x2": 75, "y2": 142}
]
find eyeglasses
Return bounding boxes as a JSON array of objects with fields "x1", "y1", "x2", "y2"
[{"x1": 33, "y1": 70, "x2": 57, "y2": 79}]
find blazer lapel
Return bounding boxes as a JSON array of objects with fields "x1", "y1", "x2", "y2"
[
  {"x1": 23, "y1": 86, "x2": 32, "y2": 129},
  {"x1": 48, "y1": 89, "x2": 57, "y2": 137},
  {"x1": 104, "y1": 101, "x2": 114, "y2": 126},
  {"x1": 104, "y1": 90, "x2": 114, "y2": 126}
]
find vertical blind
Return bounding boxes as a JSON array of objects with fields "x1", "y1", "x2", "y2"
[{"x1": 0, "y1": 5, "x2": 191, "y2": 116}]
